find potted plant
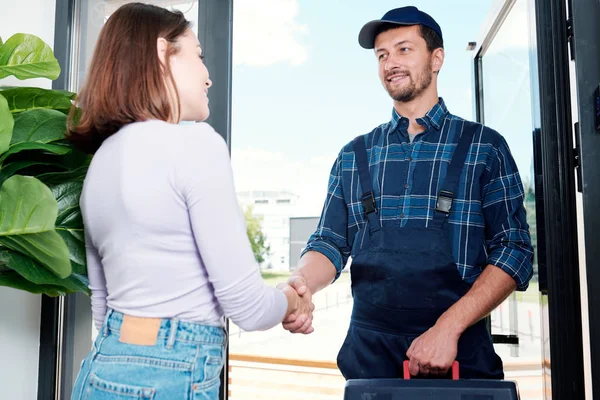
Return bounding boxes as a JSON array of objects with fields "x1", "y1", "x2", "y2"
[{"x1": 0, "y1": 33, "x2": 89, "y2": 296}]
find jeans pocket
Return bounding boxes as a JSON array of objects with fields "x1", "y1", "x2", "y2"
[
  {"x1": 192, "y1": 350, "x2": 223, "y2": 400},
  {"x1": 192, "y1": 380, "x2": 221, "y2": 400},
  {"x1": 83, "y1": 373, "x2": 155, "y2": 399},
  {"x1": 205, "y1": 354, "x2": 223, "y2": 377},
  {"x1": 193, "y1": 344, "x2": 224, "y2": 392}
]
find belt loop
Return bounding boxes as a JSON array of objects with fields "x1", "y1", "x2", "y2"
[
  {"x1": 103, "y1": 309, "x2": 114, "y2": 337},
  {"x1": 166, "y1": 318, "x2": 179, "y2": 350},
  {"x1": 223, "y1": 324, "x2": 229, "y2": 350}
]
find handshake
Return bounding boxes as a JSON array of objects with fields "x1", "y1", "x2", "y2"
[{"x1": 276, "y1": 276, "x2": 315, "y2": 334}]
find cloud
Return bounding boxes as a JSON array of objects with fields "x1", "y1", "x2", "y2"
[
  {"x1": 231, "y1": 147, "x2": 334, "y2": 216},
  {"x1": 233, "y1": 0, "x2": 309, "y2": 67},
  {"x1": 482, "y1": 0, "x2": 531, "y2": 54}
]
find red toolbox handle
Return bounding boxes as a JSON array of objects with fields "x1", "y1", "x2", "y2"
[{"x1": 403, "y1": 360, "x2": 459, "y2": 380}]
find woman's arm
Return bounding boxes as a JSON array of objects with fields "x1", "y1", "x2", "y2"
[{"x1": 179, "y1": 124, "x2": 310, "y2": 331}]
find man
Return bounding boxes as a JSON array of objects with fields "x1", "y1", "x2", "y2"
[{"x1": 280, "y1": 6, "x2": 533, "y2": 380}]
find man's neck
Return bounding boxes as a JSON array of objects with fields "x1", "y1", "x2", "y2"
[{"x1": 393, "y1": 93, "x2": 440, "y2": 135}]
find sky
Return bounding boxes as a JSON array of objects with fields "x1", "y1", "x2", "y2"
[{"x1": 227, "y1": 0, "x2": 536, "y2": 216}]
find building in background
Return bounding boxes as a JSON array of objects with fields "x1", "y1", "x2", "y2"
[
  {"x1": 289, "y1": 216, "x2": 321, "y2": 270},
  {"x1": 237, "y1": 191, "x2": 322, "y2": 271},
  {"x1": 238, "y1": 190, "x2": 300, "y2": 270}
]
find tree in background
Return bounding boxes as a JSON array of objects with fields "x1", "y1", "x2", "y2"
[{"x1": 244, "y1": 205, "x2": 270, "y2": 266}]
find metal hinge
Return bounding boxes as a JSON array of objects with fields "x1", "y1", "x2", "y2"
[
  {"x1": 492, "y1": 334, "x2": 519, "y2": 345},
  {"x1": 567, "y1": 17, "x2": 575, "y2": 61},
  {"x1": 574, "y1": 122, "x2": 582, "y2": 193}
]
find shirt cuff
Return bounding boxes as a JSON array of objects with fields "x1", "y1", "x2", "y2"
[
  {"x1": 301, "y1": 240, "x2": 344, "y2": 281},
  {"x1": 488, "y1": 251, "x2": 533, "y2": 291}
]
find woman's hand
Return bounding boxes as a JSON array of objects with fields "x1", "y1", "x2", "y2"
[{"x1": 277, "y1": 282, "x2": 315, "y2": 334}]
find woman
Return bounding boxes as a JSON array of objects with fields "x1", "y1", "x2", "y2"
[{"x1": 68, "y1": 3, "x2": 313, "y2": 399}]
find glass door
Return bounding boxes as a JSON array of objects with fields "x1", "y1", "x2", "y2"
[
  {"x1": 472, "y1": 1, "x2": 544, "y2": 399},
  {"x1": 227, "y1": 1, "x2": 510, "y2": 399},
  {"x1": 473, "y1": 0, "x2": 587, "y2": 399}
]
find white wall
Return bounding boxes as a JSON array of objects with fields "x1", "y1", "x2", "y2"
[
  {"x1": 0, "y1": 289, "x2": 42, "y2": 399},
  {"x1": 1, "y1": 0, "x2": 56, "y2": 90},
  {"x1": 0, "y1": 0, "x2": 57, "y2": 398}
]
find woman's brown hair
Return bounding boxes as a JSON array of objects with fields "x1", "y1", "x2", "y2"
[{"x1": 67, "y1": 3, "x2": 190, "y2": 154}]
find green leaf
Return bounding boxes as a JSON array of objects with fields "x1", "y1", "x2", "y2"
[
  {"x1": 56, "y1": 229, "x2": 86, "y2": 272},
  {"x1": 0, "y1": 269, "x2": 68, "y2": 296},
  {"x1": 52, "y1": 181, "x2": 86, "y2": 271},
  {"x1": 68, "y1": 272, "x2": 89, "y2": 291},
  {"x1": 0, "y1": 142, "x2": 70, "y2": 164},
  {"x1": 10, "y1": 108, "x2": 66, "y2": 145},
  {"x1": 0, "y1": 160, "x2": 62, "y2": 180},
  {"x1": 0, "y1": 34, "x2": 60, "y2": 80},
  {"x1": 0, "y1": 249, "x2": 88, "y2": 294},
  {"x1": 0, "y1": 37, "x2": 3, "y2": 47},
  {"x1": 52, "y1": 181, "x2": 83, "y2": 228},
  {"x1": 0, "y1": 175, "x2": 57, "y2": 235},
  {"x1": 71, "y1": 261, "x2": 86, "y2": 276},
  {"x1": 0, "y1": 230, "x2": 71, "y2": 278},
  {"x1": 0, "y1": 94, "x2": 13, "y2": 154},
  {"x1": 55, "y1": 89, "x2": 76, "y2": 99},
  {"x1": 0, "y1": 87, "x2": 74, "y2": 114},
  {"x1": 36, "y1": 165, "x2": 87, "y2": 186},
  {"x1": 55, "y1": 145, "x2": 90, "y2": 171}
]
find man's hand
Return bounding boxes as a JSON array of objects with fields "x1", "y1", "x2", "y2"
[
  {"x1": 280, "y1": 276, "x2": 315, "y2": 334},
  {"x1": 406, "y1": 323, "x2": 459, "y2": 377},
  {"x1": 405, "y1": 264, "x2": 516, "y2": 377}
]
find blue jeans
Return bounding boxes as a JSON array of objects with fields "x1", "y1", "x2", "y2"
[{"x1": 71, "y1": 310, "x2": 226, "y2": 399}]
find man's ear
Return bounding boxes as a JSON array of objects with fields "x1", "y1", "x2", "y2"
[
  {"x1": 157, "y1": 37, "x2": 168, "y2": 65},
  {"x1": 432, "y1": 47, "x2": 445, "y2": 74}
]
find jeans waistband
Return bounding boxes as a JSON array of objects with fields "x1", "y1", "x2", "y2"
[{"x1": 104, "y1": 309, "x2": 226, "y2": 347}]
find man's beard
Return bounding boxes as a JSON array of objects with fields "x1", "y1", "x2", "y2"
[{"x1": 385, "y1": 67, "x2": 433, "y2": 103}]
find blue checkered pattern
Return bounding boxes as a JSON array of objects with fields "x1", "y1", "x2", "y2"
[{"x1": 303, "y1": 99, "x2": 533, "y2": 290}]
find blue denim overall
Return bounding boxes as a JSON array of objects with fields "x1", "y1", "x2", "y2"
[{"x1": 336, "y1": 127, "x2": 504, "y2": 380}]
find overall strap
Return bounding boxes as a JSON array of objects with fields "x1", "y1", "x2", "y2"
[
  {"x1": 432, "y1": 123, "x2": 479, "y2": 227},
  {"x1": 352, "y1": 136, "x2": 381, "y2": 232}
]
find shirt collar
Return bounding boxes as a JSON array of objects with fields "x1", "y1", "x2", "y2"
[{"x1": 389, "y1": 98, "x2": 449, "y2": 133}]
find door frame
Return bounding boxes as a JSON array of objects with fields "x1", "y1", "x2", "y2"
[
  {"x1": 196, "y1": 2, "x2": 234, "y2": 398},
  {"x1": 570, "y1": 0, "x2": 600, "y2": 396},
  {"x1": 471, "y1": 0, "x2": 586, "y2": 399}
]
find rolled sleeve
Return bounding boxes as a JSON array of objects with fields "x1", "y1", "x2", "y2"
[
  {"x1": 486, "y1": 225, "x2": 534, "y2": 291},
  {"x1": 483, "y1": 138, "x2": 534, "y2": 291},
  {"x1": 301, "y1": 151, "x2": 351, "y2": 281}
]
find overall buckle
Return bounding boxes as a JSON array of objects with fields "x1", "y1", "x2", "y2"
[
  {"x1": 435, "y1": 190, "x2": 454, "y2": 214},
  {"x1": 361, "y1": 191, "x2": 377, "y2": 215}
]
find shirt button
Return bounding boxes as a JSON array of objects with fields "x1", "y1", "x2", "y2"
[
  {"x1": 408, "y1": 156, "x2": 413, "y2": 162},
  {"x1": 404, "y1": 184, "x2": 409, "y2": 189},
  {"x1": 400, "y1": 213, "x2": 406, "y2": 218}
]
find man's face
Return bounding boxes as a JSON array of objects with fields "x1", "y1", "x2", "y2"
[{"x1": 374, "y1": 25, "x2": 436, "y2": 103}]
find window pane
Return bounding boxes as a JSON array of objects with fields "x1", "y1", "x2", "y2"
[
  {"x1": 229, "y1": 1, "x2": 496, "y2": 398},
  {"x1": 72, "y1": 0, "x2": 198, "y2": 91},
  {"x1": 482, "y1": 1, "x2": 543, "y2": 399}
]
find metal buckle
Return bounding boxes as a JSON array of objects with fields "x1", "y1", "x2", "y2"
[
  {"x1": 435, "y1": 190, "x2": 454, "y2": 214},
  {"x1": 361, "y1": 191, "x2": 377, "y2": 215}
]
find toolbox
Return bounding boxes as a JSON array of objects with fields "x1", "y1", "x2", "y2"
[{"x1": 343, "y1": 361, "x2": 520, "y2": 399}]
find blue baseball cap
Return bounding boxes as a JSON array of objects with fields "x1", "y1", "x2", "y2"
[{"x1": 358, "y1": 6, "x2": 443, "y2": 49}]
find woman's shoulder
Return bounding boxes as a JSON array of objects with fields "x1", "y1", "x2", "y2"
[
  {"x1": 175, "y1": 122, "x2": 228, "y2": 159},
  {"x1": 125, "y1": 120, "x2": 227, "y2": 155}
]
